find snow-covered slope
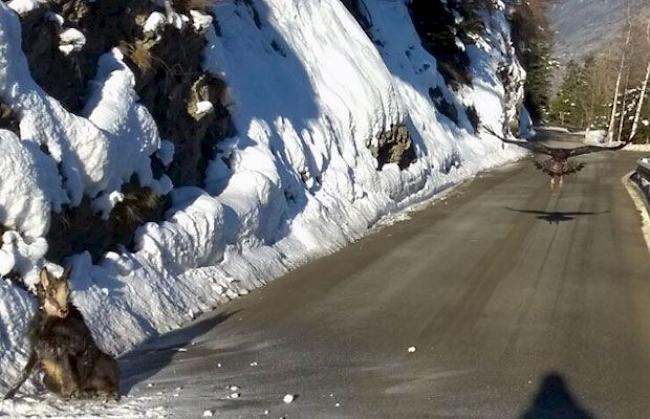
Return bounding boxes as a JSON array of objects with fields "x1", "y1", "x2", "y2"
[{"x1": 0, "y1": 0, "x2": 525, "y2": 412}]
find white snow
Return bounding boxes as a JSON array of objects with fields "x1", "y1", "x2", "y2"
[
  {"x1": 195, "y1": 100, "x2": 214, "y2": 117},
  {"x1": 282, "y1": 394, "x2": 296, "y2": 404},
  {"x1": 0, "y1": 130, "x2": 63, "y2": 239},
  {"x1": 623, "y1": 143, "x2": 650, "y2": 152},
  {"x1": 190, "y1": 10, "x2": 213, "y2": 34},
  {"x1": 0, "y1": 0, "x2": 528, "y2": 415},
  {"x1": 46, "y1": 12, "x2": 64, "y2": 27},
  {"x1": 6, "y1": 0, "x2": 44, "y2": 15},
  {"x1": 407, "y1": 346, "x2": 417, "y2": 353},
  {"x1": 583, "y1": 129, "x2": 607, "y2": 145},
  {"x1": 144, "y1": 12, "x2": 167, "y2": 35},
  {"x1": 156, "y1": 140, "x2": 175, "y2": 166},
  {"x1": 58, "y1": 28, "x2": 86, "y2": 55},
  {"x1": 0, "y1": 395, "x2": 169, "y2": 418},
  {"x1": 519, "y1": 107, "x2": 535, "y2": 138}
]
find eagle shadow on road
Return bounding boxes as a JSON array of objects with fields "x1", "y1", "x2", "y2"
[{"x1": 506, "y1": 207, "x2": 610, "y2": 224}]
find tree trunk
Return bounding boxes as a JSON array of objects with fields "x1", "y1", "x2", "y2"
[
  {"x1": 616, "y1": 70, "x2": 631, "y2": 143},
  {"x1": 607, "y1": 4, "x2": 633, "y2": 144},
  {"x1": 629, "y1": 18, "x2": 650, "y2": 142}
]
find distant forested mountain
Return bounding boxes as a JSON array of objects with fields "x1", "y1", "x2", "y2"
[{"x1": 549, "y1": 0, "x2": 649, "y2": 64}]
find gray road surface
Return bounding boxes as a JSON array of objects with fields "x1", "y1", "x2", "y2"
[{"x1": 121, "y1": 150, "x2": 650, "y2": 419}]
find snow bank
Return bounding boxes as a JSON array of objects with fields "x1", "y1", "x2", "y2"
[
  {"x1": 0, "y1": 0, "x2": 526, "y2": 409},
  {"x1": 624, "y1": 143, "x2": 650, "y2": 152},
  {"x1": 582, "y1": 129, "x2": 607, "y2": 145}
]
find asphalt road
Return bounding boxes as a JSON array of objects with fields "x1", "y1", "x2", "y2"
[{"x1": 121, "y1": 150, "x2": 650, "y2": 419}]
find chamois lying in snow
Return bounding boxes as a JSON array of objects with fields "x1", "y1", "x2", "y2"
[{"x1": 3, "y1": 267, "x2": 120, "y2": 401}]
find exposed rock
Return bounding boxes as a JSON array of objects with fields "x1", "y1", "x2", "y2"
[
  {"x1": 369, "y1": 124, "x2": 416, "y2": 170},
  {"x1": 465, "y1": 105, "x2": 480, "y2": 134},
  {"x1": 408, "y1": 0, "x2": 473, "y2": 89},
  {"x1": 8, "y1": 0, "x2": 235, "y2": 263},
  {"x1": 440, "y1": 149, "x2": 462, "y2": 174},
  {"x1": 239, "y1": 0, "x2": 262, "y2": 30},
  {"x1": 340, "y1": 0, "x2": 375, "y2": 40},
  {"x1": 428, "y1": 86, "x2": 459, "y2": 125},
  {"x1": 497, "y1": 60, "x2": 525, "y2": 135},
  {"x1": 46, "y1": 180, "x2": 168, "y2": 263},
  {"x1": 0, "y1": 102, "x2": 19, "y2": 135},
  {"x1": 122, "y1": 23, "x2": 235, "y2": 187},
  {"x1": 15, "y1": 0, "x2": 151, "y2": 113}
]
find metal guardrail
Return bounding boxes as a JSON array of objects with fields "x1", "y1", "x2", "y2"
[{"x1": 637, "y1": 159, "x2": 650, "y2": 180}]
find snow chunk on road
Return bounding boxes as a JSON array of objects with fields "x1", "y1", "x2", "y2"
[
  {"x1": 282, "y1": 394, "x2": 296, "y2": 404},
  {"x1": 407, "y1": 346, "x2": 417, "y2": 353}
]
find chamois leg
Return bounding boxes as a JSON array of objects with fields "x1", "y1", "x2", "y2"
[
  {"x1": 83, "y1": 354, "x2": 120, "y2": 401},
  {"x1": 3, "y1": 351, "x2": 37, "y2": 400},
  {"x1": 97, "y1": 355, "x2": 120, "y2": 401},
  {"x1": 58, "y1": 356, "x2": 80, "y2": 400},
  {"x1": 43, "y1": 374, "x2": 62, "y2": 395}
]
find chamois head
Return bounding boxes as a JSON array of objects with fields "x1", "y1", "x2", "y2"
[{"x1": 37, "y1": 267, "x2": 72, "y2": 318}]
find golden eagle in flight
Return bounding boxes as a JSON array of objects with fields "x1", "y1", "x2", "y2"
[{"x1": 487, "y1": 128, "x2": 630, "y2": 189}]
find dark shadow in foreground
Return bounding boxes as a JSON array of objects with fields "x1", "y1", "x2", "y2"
[
  {"x1": 520, "y1": 373, "x2": 594, "y2": 419},
  {"x1": 118, "y1": 310, "x2": 240, "y2": 395},
  {"x1": 506, "y1": 207, "x2": 609, "y2": 224}
]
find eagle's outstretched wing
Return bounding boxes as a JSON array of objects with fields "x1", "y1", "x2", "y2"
[
  {"x1": 484, "y1": 127, "x2": 630, "y2": 157},
  {"x1": 501, "y1": 137, "x2": 557, "y2": 156},
  {"x1": 566, "y1": 141, "x2": 630, "y2": 157},
  {"x1": 483, "y1": 127, "x2": 555, "y2": 156}
]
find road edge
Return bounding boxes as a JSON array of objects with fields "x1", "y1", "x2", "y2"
[{"x1": 622, "y1": 171, "x2": 650, "y2": 253}]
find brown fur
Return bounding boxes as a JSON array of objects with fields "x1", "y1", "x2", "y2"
[
  {"x1": 41, "y1": 358, "x2": 66, "y2": 390},
  {"x1": 3, "y1": 268, "x2": 120, "y2": 401}
]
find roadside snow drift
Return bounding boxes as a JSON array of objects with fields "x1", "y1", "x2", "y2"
[{"x1": 0, "y1": 0, "x2": 526, "y2": 411}]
